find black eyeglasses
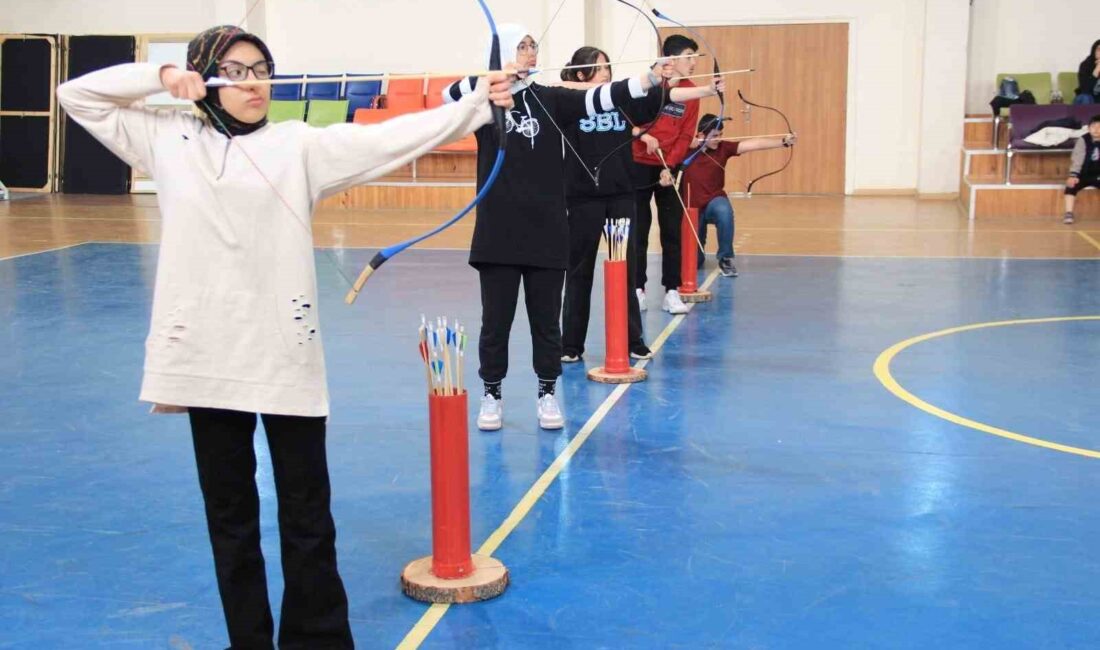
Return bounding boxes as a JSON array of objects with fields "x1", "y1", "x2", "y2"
[{"x1": 218, "y1": 60, "x2": 274, "y2": 81}]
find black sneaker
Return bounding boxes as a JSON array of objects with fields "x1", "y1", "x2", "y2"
[
  {"x1": 561, "y1": 351, "x2": 582, "y2": 363},
  {"x1": 630, "y1": 344, "x2": 653, "y2": 360},
  {"x1": 1064, "y1": 212, "x2": 1076, "y2": 225},
  {"x1": 719, "y1": 257, "x2": 738, "y2": 277}
]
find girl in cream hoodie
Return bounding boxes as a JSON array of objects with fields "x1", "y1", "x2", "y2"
[{"x1": 58, "y1": 25, "x2": 513, "y2": 648}]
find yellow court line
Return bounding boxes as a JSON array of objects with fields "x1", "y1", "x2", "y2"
[
  {"x1": 739, "y1": 226, "x2": 1100, "y2": 234},
  {"x1": 397, "y1": 268, "x2": 721, "y2": 649},
  {"x1": 873, "y1": 316, "x2": 1100, "y2": 459},
  {"x1": 1077, "y1": 231, "x2": 1100, "y2": 252}
]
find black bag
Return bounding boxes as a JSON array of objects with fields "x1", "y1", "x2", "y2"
[{"x1": 990, "y1": 89, "x2": 1036, "y2": 114}]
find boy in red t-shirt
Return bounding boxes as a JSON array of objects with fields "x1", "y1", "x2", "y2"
[
  {"x1": 682, "y1": 113, "x2": 796, "y2": 277},
  {"x1": 631, "y1": 34, "x2": 702, "y2": 315}
]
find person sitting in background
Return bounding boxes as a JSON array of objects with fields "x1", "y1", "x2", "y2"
[
  {"x1": 1074, "y1": 40, "x2": 1100, "y2": 104},
  {"x1": 1063, "y1": 115, "x2": 1100, "y2": 224}
]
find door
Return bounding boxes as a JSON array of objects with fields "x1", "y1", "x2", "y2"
[
  {"x1": 659, "y1": 22, "x2": 849, "y2": 194},
  {"x1": 0, "y1": 35, "x2": 58, "y2": 192},
  {"x1": 61, "y1": 35, "x2": 136, "y2": 194}
]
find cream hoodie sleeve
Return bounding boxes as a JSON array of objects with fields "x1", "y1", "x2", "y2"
[
  {"x1": 303, "y1": 79, "x2": 492, "y2": 199},
  {"x1": 58, "y1": 62, "x2": 494, "y2": 199},
  {"x1": 56, "y1": 63, "x2": 187, "y2": 177}
]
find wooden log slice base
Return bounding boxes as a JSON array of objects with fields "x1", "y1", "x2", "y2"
[
  {"x1": 679, "y1": 289, "x2": 712, "y2": 303},
  {"x1": 400, "y1": 554, "x2": 509, "y2": 604},
  {"x1": 586, "y1": 366, "x2": 648, "y2": 384}
]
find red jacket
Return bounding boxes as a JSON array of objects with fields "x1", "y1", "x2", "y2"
[{"x1": 631, "y1": 80, "x2": 699, "y2": 168}]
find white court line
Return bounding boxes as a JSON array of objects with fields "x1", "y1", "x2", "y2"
[
  {"x1": 396, "y1": 267, "x2": 723, "y2": 649},
  {"x1": 0, "y1": 242, "x2": 89, "y2": 262}
]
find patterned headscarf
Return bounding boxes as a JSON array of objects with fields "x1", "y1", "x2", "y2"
[{"x1": 187, "y1": 25, "x2": 275, "y2": 137}]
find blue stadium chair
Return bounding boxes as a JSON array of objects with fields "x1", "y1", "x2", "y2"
[
  {"x1": 304, "y1": 74, "x2": 341, "y2": 101},
  {"x1": 270, "y1": 74, "x2": 303, "y2": 101},
  {"x1": 345, "y1": 76, "x2": 382, "y2": 121}
]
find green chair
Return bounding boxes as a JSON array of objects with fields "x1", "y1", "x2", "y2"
[
  {"x1": 992, "y1": 73, "x2": 1053, "y2": 147},
  {"x1": 994, "y1": 72, "x2": 1054, "y2": 109},
  {"x1": 1058, "y1": 71, "x2": 1079, "y2": 103},
  {"x1": 306, "y1": 100, "x2": 350, "y2": 128},
  {"x1": 267, "y1": 100, "x2": 306, "y2": 123}
]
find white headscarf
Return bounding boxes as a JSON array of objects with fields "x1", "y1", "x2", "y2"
[
  {"x1": 486, "y1": 23, "x2": 533, "y2": 94},
  {"x1": 486, "y1": 22, "x2": 530, "y2": 68}
]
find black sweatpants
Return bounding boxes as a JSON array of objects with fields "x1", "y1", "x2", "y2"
[
  {"x1": 188, "y1": 407, "x2": 353, "y2": 650},
  {"x1": 562, "y1": 196, "x2": 645, "y2": 357},
  {"x1": 633, "y1": 161, "x2": 684, "y2": 292},
  {"x1": 477, "y1": 264, "x2": 566, "y2": 385}
]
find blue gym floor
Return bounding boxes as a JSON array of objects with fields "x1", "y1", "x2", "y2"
[{"x1": 2, "y1": 243, "x2": 1099, "y2": 649}]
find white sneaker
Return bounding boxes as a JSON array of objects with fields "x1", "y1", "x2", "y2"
[
  {"x1": 662, "y1": 289, "x2": 689, "y2": 314},
  {"x1": 636, "y1": 288, "x2": 647, "y2": 312},
  {"x1": 477, "y1": 395, "x2": 503, "y2": 431},
  {"x1": 537, "y1": 393, "x2": 565, "y2": 430}
]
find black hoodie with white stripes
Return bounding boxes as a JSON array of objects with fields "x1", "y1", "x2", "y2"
[
  {"x1": 444, "y1": 76, "x2": 647, "y2": 269},
  {"x1": 563, "y1": 84, "x2": 665, "y2": 202}
]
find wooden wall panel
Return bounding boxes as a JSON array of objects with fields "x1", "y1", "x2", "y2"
[
  {"x1": 972, "y1": 186, "x2": 1100, "y2": 218},
  {"x1": 318, "y1": 184, "x2": 476, "y2": 210},
  {"x1": 659, "y1": 22, "x2": 848, "y2": 194},
  {"x1": 417, "y1": 153, "x2": 476, "y2": 181}
]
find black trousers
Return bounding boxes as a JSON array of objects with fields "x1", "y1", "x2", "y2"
[
  {"x1": 562, "y1": 196, "x2": 645, "y2": 356},
  {"x1": 189, "y1": 408, "x2": 353, "y2": 650},
  {"x1": 633, "y1": 162, "x2": 684, "y2": 291},
  {"x1": 478, "y1": 264, "x2": 566, "y2": 384}
]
